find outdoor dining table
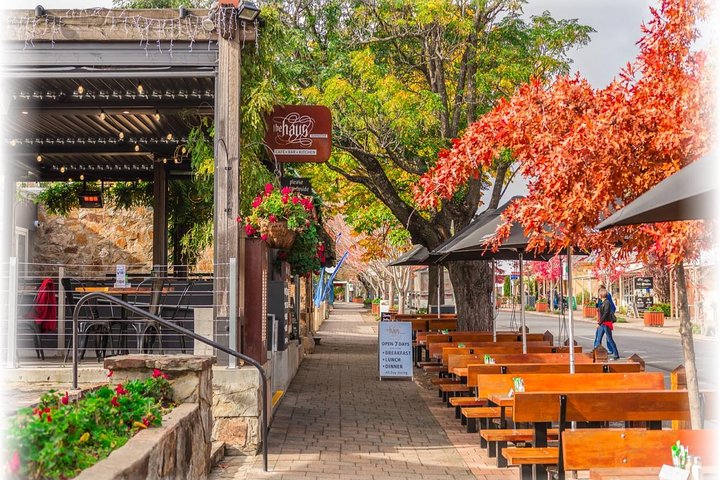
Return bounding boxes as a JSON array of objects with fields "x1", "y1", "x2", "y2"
[
  {"x1": 590, "y1": 467, "x2": 718, "y2": 480},
  {"x1": 453, "y1": 367, "x2": 468, "y2": 377},
  {"x1": 488, "y1": 394, "x2": 514, "y2": 429}
]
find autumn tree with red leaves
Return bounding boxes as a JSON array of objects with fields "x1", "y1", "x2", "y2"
[{"x1": 415, "y1": 0, "x2": 713, "y2": 427}]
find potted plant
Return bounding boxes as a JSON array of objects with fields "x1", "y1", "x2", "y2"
[
  {"x1": 245, "y1": 183, "x2": 316, "y2": 250},
  {"x1": 582, "y1": 299, "x2": 598, "y2": 319},
  {"x1": 644, "y1": 305, "x2": 665, "y2": 326},
  {"x1": 371, "y1": 298, "x2": 381, "y2": 315},
  {"x1": 536, "y1": 297, "x2": 549, "y2": 313}
]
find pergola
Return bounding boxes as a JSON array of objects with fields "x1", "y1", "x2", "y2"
[{"x1": 2, "y1": 6, "x2": 257, "y2": 328}]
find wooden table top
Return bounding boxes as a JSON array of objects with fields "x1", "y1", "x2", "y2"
[
  {"x1": 591, "y1": 466, "x2": 718, "y2": 480},
  {"x1": 489, "y1": 394, "x2": 514, "y2": 407},
  {"x1": 453, "y1": 367, "x2": 468, "y2": 377}
]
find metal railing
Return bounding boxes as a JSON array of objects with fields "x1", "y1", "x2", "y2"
[{"x1": 71, "y1": 292, "x2": 269, "y2": 472}]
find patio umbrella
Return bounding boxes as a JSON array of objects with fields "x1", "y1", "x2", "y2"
[
  {"x1": 388, "y1": 245, "x2": 444, "y2": 317},
  {"x1": 596, "y1": 153, "x2": 717, "y2": 230}
]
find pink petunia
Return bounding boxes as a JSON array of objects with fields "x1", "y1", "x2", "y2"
[
  {"x1": 261, "y1": 234, "x2": 268, "y2": 241},
  {"x1": 291, "y1": 197, "x2": 299, "y2": 205},
  {"x1": 268, "y1": 214, "x2": 277, "y2": 223},
  {"x1": 264, "y1": 183, "x2": 274, "y2": 195},
  {"x1": 281, "y1": 186, "x2": 292, "y2": 195},
  {"x1": 245, "y1": 224, "x2": 256, "y2": 236},
  {"x1": 281, "y1": 195, "x2": 288, "y2": 204},
  {"x1": 152, "y1": 368, "x2": 169, "y2": 380},
  {"x1": 115, "y1": 384, "x2": 128, "y2": 395},
  {"x1": 111, "y1": 396, "x2": 120, "y2": 407},
  {"x1": 252, "y1": 196, "x2": 262, "y2": 208},
  {"x1": 61, "y1": 392, "x2": 69, "y2": 405},
  {"x1": 107, "y1": 370, "x2": 114, "y2": 378},
  {"x1": 8, "y1": 451, "x2": 20, "y2": 474}
]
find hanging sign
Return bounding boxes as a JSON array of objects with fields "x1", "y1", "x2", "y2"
[
  {"x1": 378, "y1": 321, "x2": 413, "y2": 379},
  {"x1": 264, "y1": 105, "x2": 332, "y2": 163},
  {"x1": 280, "y1": 177, "x2": 313, "y2": 195}
]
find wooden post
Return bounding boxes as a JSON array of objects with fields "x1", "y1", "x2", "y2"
[
  {"x1": 592, "y1": 345, "x2": 608, "y2": 363},
  {"x1": 214, "y1": 34, "x2": 244, "y2": 348},
  {"x1": 628, "y1": 353, "x2": 645, "y2": 371},
  {"x1": 152, "y1": 161, "x2": 168, "y2": 273},
  {"x1": 671, "y1": 365, "x2": 689, "y2": 430}
]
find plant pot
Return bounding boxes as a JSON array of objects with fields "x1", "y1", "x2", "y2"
[
  {"x1": 583, "y1": 306, "x2": 598, "y2": 318},
  {"x1": 260, "y1": 220, "x2": 297, "y2": 249},
  {"x1": 643, "y1": 311, "x2": 665, "y2": 327},
  {"x1": 536, "y1": 303, "x2": 548, "y2": 313},
  {"x1": 372, "y1": 303, "x2": 380, "y2": 314}
]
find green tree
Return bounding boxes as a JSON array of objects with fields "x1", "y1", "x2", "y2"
[
  {"x1": 287, "y1": 0, "x2": 592, "y2": 330},
  {"x1": 502, "y1": 275, "x2": 511, "y2": 298}
]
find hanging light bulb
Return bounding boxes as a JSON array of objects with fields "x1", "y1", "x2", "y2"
[
  {"x1": 118, "y1": 132, "x2": 125, "y2": 140},
  {"x1": 181, "y1": 146, "x2": 187, "y2": 154},
  {"x1": 79, "y1": 174, "x2": 85, "y2": 181},
  {"x1": 76, "y1": 84, "x2": 85, "y2": 95},
  {"x1": 100, "y1": 109, "x2": 106, "y2": 121},
  {"x1": 162, "y1": 158, "x2": 168, "y2": 164},
  {"x1": 166, "y1": 133, "x2": 173, "y2": 140},
  {"x1": 60, "y1": 166, "x2": 66, "y2": 173},
  {"x1": 36, "y1": 154, "x2": 42, "y2": 162},
  {"x1": 68, "y1": 178, "x2": 73, "y2": 182},
  {"x1": 137, "y1": 82, "x2": 144, "y2": 94},
  {"x1": 154, "y1": 109, "x2": 161, "y2": 121},
  {"x1": 173, "y1": 157, "x2": 181, "y2": 164},
  {"x1": 134, "y1": 144, "x2": 140, "y2": 152}
]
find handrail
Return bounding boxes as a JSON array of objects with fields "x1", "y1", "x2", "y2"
[{"x1": 72, "y1": 292, "x2": 269, "y2": 472}]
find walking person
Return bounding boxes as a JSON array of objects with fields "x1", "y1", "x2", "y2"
[{"x1": 594, "y1": 288, "x2": 619, "y2": 360}]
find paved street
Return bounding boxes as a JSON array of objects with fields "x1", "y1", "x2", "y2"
[
  {"x1": 496, "y1": 310, "x2": 718, "y2": 389},
  {"x1": 211, "y1": 303, "x2": 510, "y2": 480}
]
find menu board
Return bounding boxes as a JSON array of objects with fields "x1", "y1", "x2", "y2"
[{"x1": 378, "y1": 321, "x2": 413, "y2": 380}]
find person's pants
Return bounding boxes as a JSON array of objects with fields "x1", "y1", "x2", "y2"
[{"x1": 594, "y1": 324, "x2": 619, "y2": 358}]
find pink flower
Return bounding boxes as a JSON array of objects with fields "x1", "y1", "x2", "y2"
[
  {"x1": 268, "y1": 214, "x2": 277, "y2": 223},
  {"x1": 115, "y1": 384, "x2": 128, "y2": 395},
  {"x1": 245, "y1": 224, "x2": 256, "y2": 236},
  {"x1": 281, "y1": 195, "x2": 288, "y2": 204},
  {"x1": 292, "y1": 197, "x2": 299, "y2": 205},
  {"x1": 236, "y1": 216, "x2": 242, "y2": 223},
  {"x1": 264, "y1": 183, "x2": 274, "y2": 195},
  {"x1": 107, "y1": 370, "x2": 113, "y2": 378},
  {"x1": 152, "y1": 368, "x2": 168, "y2": 379},
  {"x1": 281, "y1": 186, "x2": 292, "y2": 195},
  {"x1": 8, "y1": 451, "x2": 20, "y2": 474},
  {"x1": 61, "y1": 392, "x2": 69, "y2": 405},
  {"x1": 46, "y1": 415, "x2": 52, "y2": 423},
  {"x1": 111, "y1": 396, "x2": 120, "y2": 407},
  {"x1": 261, "y1": 234, "x2": 268, "y2": 242},
  {"x1": 252, "y1": 196, "x2": 262, "y2": 208}
]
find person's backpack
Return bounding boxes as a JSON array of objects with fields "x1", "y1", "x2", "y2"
[{"x1": 610, "y1": 312, "x2": 617, "y2": 323}]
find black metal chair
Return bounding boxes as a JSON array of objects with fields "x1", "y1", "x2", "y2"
[
  {"x1": 162, "y1": 281, "x2": 194, "y2": 353},
  {"x1": 62, "y1": 277, "x2": 115, "y2": 362},
  {"x1": 128, "y1": 277, "x2": 167, "y2": 353}
]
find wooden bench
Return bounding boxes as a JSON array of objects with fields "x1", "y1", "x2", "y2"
[
  {"x1": 504, "y1": 390, "x2": 694, "y2": 480},
  {"x1": 467, "y1": 372, "x2": 665, "y2": 465},
  {"x1": 562, "y1": 429, "x2": 718, "y2": 474}
]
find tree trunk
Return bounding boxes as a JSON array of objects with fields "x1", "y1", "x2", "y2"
[
  {"x1": 447, "y1": 261, "x2": 493, "y2": 331},
  {"x1": 428, "y1": 265, "x2": 439, "y2": 310},
  {"x1": 675, "y1": 263, "x2": 703, "y2": 428},
  {"x1": 388, "y1": 281, "x2": 395, "y2": 310}
]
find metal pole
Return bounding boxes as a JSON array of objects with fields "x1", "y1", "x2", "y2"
[
  {"x1": 229, "y1": 257, "x2": 237, "y2": 369},
  {"x1": 58, "y1": 266, "x2": 65, "y2": 352},
  {"x1": 492, "y1": 260, "x2": 497, "y2": 342},
  {"x1": 519, "y1": 253, "x2": 527, "y2": 353},
  {"x1": 567, "y1": 247, "x2": 576, "y2": 374},
  {"x1": 7, "y1": 257, "x2": 18, "y2": 367},
  {"x1": 437, "y1": 265, "x2": 441, "y2": 319}
]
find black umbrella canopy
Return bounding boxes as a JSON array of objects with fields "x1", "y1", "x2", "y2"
[
  {"x1": 432, "y1": 206, "x2": 501, "y2": 256},
  {"x1": 388, "y1": 244, "x2": 440, "y2": 266},
  {"x1": 596, "y1": 152, "x2": 717, "y2": 230}
]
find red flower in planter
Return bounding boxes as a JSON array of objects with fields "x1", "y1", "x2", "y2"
[
  {"x1": 8, "y1": 451, "x2": 20, "y2": 474},
  {"x1": 152, "y1": 368, "x2": 168, "y2": 379},
  {"x1": 115, "y1": 384, "x2": 128, "y2": 395},
  {"x1": 252, "y1": 196, "x2": 263, "y2": 208},
  {"x1": 61, "y1": 392, "x2": 69, "y2": 405},
  {"x1": 46, "y1": 415, "x2": 52, "y2": 423},
  {"x1": 268, "y1": 214, "x2": 277, "y2": 223},
  {"x1": 111, "y1": 396, "x2": 120, "y2": 407},
  {"x1": 264, "y1": 183, "x2": 274, "y2": 195},
  {"x1": 281, "y1": 195, "x2": 288, "y2": 204},
  {"x1": 245, "y1": 224, "x2": 257, "y2": 236},
  {"x1": 291, "y1": 196, "x2": 299, "y2": 205},
  {"x1": 261, "y1": 234, "x2": 268, "y2": 242},
  {"x1": 281, "y1": 186, "x2": 292, "y2": 196}
]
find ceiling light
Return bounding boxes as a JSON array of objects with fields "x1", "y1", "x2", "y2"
[
  {"x1": 154, "y1": 109, "x2": 161, "y2": 121},
  {"x1": 60, "y1": 166, "x2": 66, "y2": 173},
  {"x1": 21, "y1": 111, "x2": 28, "y2": 115},
  {"x1": 166, "y1": 133, "x2": 173, "y2": 140},
  {"x1": 122, "y1": 110, "x2": 130, "y2": 115},
  {"x1": 134, "y1": 144, "x2": 140, "y2": 152},
  {"x1": 10, "y1": 140, "x2": 17, "y2": 146},
  {"x1": 181, "y1": 146, "x2": 187, "y2": 154},
  {"x1": 162, "y1": 158, "x2": 168, "y2": 164},
  {"x1": 100, "y1": 109, "x2": 106, "y2": 121},
  {"x1": 118, "y1": 132, "x2": 125, "y2": 140},
  {"x1": 136, "y1": 83, "x2": 144, "y2": 94},
  {"x1": 174, "y1": 157, "x2": 181, "y2": 164},
  {"x1": 79, "y1": 174, "x2": 85, "y2": 181},
  {"x1": 237, "y1": 2, "x2": 260, "y2": 22},
  {"x1": 76, "y1": 85, "x2": 85, "y2": 95},
  {"x1": 36, "y1": 154, "x2": 42, "y2": 162},
  {"x1": 67, "y1": 178, "x2": 73, "y2": 182}
]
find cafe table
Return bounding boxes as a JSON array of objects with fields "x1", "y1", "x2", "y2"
[
  {"x1": 489, "y1": 393, "x2": 514, "y2": 429},
  {"x1": 453, "y1": 367, "x2": 468, "y2": 377},
  {"x1": 590, "y1": 467, "x2": 718, "y2": 480}
]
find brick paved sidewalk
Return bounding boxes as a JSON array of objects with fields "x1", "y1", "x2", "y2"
[{"x1": 211, "y1": 303, "x2": 508, "y2": 480}]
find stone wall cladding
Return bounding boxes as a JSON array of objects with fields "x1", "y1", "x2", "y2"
[
  {"x1": 211, "y1": 367, "x2": 262, "y2": 455},
  {"x1": 74, "y1": 403, "x2": 209, "y2": 480}
]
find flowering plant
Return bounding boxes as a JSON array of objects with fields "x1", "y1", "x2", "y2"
[
  {"x1": 6, "y1": 371, "x2": 174, "y2": 479},
  {"x1": 244, "y1": 183, "x2": 316, "y2": 240}
]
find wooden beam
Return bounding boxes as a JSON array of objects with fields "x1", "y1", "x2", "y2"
[
  {"x1": 152, "y1": 161, "x2": 168, "y2": 273},
  {"x1": 213, "y1": 33, "x2": 244, "y2": 351},
  {"x1": 2, "y1": 9, "x2": 256, "y2": 43}
]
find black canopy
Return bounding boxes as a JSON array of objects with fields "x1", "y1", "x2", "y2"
[
  {"x1": 596, "y1": 153, "x2": 717, "y2": 230},
  {"x1": 388, "y1": 244, "x2": 438, "y2": 266}
]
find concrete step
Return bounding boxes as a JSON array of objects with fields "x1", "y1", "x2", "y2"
[{"x1": 210, "y1": 441, "x2": 225, "y2": 468}]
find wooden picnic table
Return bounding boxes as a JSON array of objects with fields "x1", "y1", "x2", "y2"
[{"x1": 590, "y1": 467, "x2": 719, "y2": 480}]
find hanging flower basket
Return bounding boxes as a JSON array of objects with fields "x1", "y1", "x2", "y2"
[{"x1": 259, "y1": 219, "x2": 297, "y2": 250}]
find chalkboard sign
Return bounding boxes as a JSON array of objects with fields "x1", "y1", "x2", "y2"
[
  {"x1": 380, "y1": 312, "x2": 392, "y2": 322},
  {"x1": 634, "y1": 277, "x2": 653, "y2": 290},
  {"x1": 634, "y1": 295, "x2": 654, "y2": 312},
  {"x1": 378, "y1": 321, "x2": 413, "y2": 380}
]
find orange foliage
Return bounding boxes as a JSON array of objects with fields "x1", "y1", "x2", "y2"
[{"x1": 414, "y1": 0, "x2": 713, "y2": 266}]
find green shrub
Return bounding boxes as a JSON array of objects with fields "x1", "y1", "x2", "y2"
[
  {"x1": 372, "y1": 298, "x2": 381, "y2": 304},
  {"x1": 503, "y1": 276, "x2": 511, "y2": 297},
  {"x1": 537, "y1": 297, "x2": 548, "y2": 304},
  {"x1": 646, "y1": 305, "x2": 664, "y2": 313},
  {"x1": 655, "y1": 303, "x2": 671, "y2": 317},
  {"x1": 524, "y1": 305, "x2": 536, "y2": 311},
  {"x1": 416, "y1": 308, "x2": 428, "y2": 314},
  {"x1": 7, "y1": 371, "x2": 175, "y2": 479}
]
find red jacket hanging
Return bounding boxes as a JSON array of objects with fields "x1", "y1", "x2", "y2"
[{"x1": 27, "y1": 278, "x2": 57, "y2": 332}]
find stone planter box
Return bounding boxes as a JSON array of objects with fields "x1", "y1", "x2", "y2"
[
  {"x1": 536, "y1": 302, "x2": 549, "y2": 313},
  {"x1": 583, "y1": 306, "x2": 598, "y2": 318},
  {"x1": 643, "y1": 311, "x2": 665, "y2": 327},
  {"x1": 75, "y1": 403, "x2": 209, "y2": 480}
]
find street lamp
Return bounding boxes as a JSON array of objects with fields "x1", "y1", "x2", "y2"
[{"x1": 237, "y1": 2, "x2": 260, "y2": 22}]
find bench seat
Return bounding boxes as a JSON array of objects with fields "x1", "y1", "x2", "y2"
[
  {"x1": 423, "y1": 365, "x2": 446, "y2": 373},
  {"x1": 504, "y1": 447, "x2": 558, "y2": 480},
  {"x1": 430, "y1": 377, "x2": 461, "y2": 385},
  {"x1": 460, "y1": 406, "x2": 511, "y2": 433},
  {"x1": 481, "y1": 428, "x2": 559, "y2": 467}
]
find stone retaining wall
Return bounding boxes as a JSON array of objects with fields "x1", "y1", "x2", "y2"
[{"x1": 75, "y1": 403, "x2": 209, "y2": 480}]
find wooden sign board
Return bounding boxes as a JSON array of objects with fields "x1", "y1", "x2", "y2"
[
  {"x1": 378, "y1": 321, "x2": 413, "y2": 380},
  {"x1": 280, "y1": 177, "x2": 313, "y2": 195},
  {"x1": 264, "y1": 105, "x2": 332, "y2": 163}
]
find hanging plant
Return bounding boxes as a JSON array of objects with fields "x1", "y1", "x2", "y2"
[{"x1": 243, "y1": 184, "x2": 327, "y2": 275}]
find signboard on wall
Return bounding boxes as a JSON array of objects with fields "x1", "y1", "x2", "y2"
[
  {"x1": 280, "y1": 177, "x2": 313, "y2": 195},
  {"x1": 634, "y1": 277, "x2": 654, "y2": 291},
  {"x1": 264, "y1": 105, "x2": 332, "y2": 163},
  {"x1": 378, "y1": 321, "x2": 413, "y2": 380}
]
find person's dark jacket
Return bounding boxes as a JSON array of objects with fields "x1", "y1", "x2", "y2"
[{"x1": 598, "y1": 298, "x2": 614, "y2": 324}]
